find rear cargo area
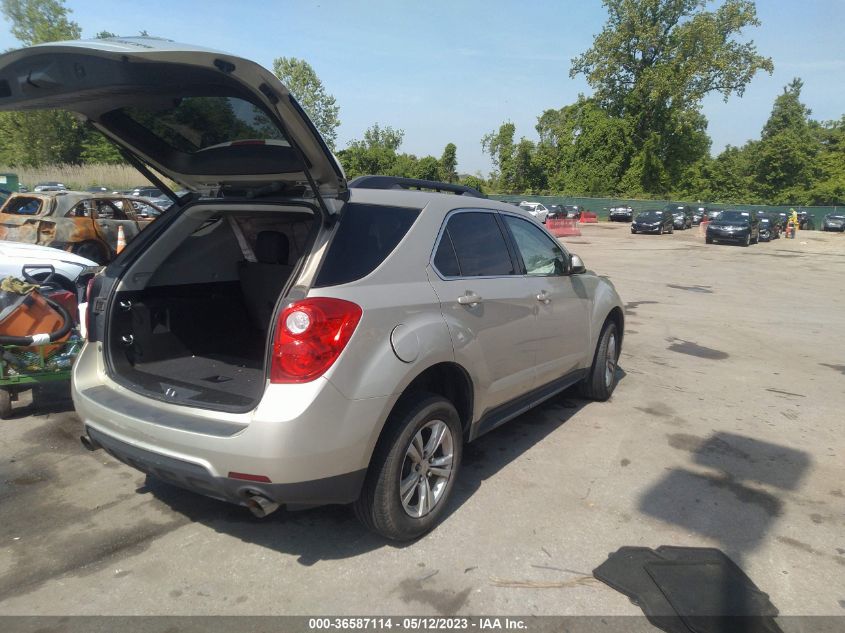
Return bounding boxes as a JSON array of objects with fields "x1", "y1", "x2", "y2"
[{"x1": 106, "y1": 206, "x2": 316, "y2": 411}]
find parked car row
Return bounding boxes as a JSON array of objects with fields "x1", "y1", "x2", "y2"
[{"x1": 627, "y1": 207, "x2": 791, "y2": 247}]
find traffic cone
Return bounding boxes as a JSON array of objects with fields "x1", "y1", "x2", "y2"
[{"x1": 116, "y1": 225, "x2": 126, "y2": 253}]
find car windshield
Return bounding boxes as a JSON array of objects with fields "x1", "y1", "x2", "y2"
[
  {"x1": 637, "y1": 211, "x2": 662, "y2": 220},
  {"x1": 719, "y1": 211, "x2": 751, "y2": 222}
]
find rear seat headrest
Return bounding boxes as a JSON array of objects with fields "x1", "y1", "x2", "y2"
[{"x1": 255, "y1": 231, "x2": 290, "y2": 265}]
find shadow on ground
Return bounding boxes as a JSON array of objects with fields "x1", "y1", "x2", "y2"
[{"x1": 141, "y1": 383, "x2": 604, "y2": 565}]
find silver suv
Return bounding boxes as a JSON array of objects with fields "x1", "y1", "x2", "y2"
[{"x1": 0, "y1": 39, "x2": 624, "y2": 540}]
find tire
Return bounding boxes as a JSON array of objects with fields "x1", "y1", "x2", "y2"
[
  {"x1": 658, "y1": 226, "x2": 663, "y2": 235},
  {"x1": 742, "y1": 233, "x2": 751, "y2": 247},
  {"x1": 579, "y1": 319, "x2": 620, "y2": 401},
  {"x1": 353, "y1": 394, "x2": 462, "y2": 541},
  {"x1": 0, "y1": 389, "x2": 11, "y2": 420},
  {"x1": 72, "y1": 241, "x2": 107, "y2": 264},
  {"x1": 631, "y1": 229, "x2": 637, "y2": 234},
  {"x1": 706, "y1": 236, "x2": 713, "y2": 244}
]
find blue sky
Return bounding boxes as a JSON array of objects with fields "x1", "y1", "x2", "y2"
[{"x1": 1, "y1": 0, "x2": 844, "y2": 175}]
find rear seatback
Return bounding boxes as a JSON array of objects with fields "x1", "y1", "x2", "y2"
[{"x1": 239, "y1": 230, "x2": 293, "y2": 330}]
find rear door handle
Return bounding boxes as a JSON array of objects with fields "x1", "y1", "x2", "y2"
[
  {"x1": 457, "y1": 292, "x2": 483, "y2": 306},
  {"x1": 536, "y1": 290, "x2": 551, "y2": 304}
]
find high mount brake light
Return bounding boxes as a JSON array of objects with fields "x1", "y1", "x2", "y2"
[{"x1": 270, "y1": 298, "x2": 362, "y2": 383}]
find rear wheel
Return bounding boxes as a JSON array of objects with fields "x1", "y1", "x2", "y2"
[
  {"x1": 579, "y1": 320, "x2": 620, "y2": 401},
  {"x1": 706, "y1": 236, "x2": 713, "y2": 244},
  {"x1": 353, "y1": 394, "x2": 462, "y2": 541}
]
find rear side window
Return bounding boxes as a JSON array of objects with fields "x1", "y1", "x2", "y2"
[
  {"x1": 2, "y1": 196, "x2": 43, "y2": 216},
  {"x1": 315, "y1": 203, "x2": 420, "y2": 287},
  {"x1": 438, "y1": 212, "x2": 515, "y2": 277}
]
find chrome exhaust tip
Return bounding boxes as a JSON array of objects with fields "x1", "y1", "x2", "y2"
[
  {"x1": 246, "y1": 494, "x2": 280, "y2": 518},
  {"x1": 80, "y1": 434, "x2": 99, "y2": 452}
]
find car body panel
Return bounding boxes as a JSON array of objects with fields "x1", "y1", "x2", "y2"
[{"x1": 0, "y1": 239, "x2": 96, "y2": 280}]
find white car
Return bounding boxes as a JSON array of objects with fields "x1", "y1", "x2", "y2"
[
  {"x1": 0, "y1": 240, "x2": 97, "y2": 283},
  {"x1": 518, "y1": 201, "x2": 549, "y2": 223}
]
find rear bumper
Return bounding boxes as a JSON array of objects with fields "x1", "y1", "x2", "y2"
[
  {"x1": 72, "y1": 342, "x2": 391, "y2": 506},
  {"x1": 85, "y1": 425, "x2": 365, "y2": 507}
]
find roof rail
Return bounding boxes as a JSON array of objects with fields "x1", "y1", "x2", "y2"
[{"x1": 348, "y1": 175, "x2": 486, "y2": 198}]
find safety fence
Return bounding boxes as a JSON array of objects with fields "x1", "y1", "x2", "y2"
[{"x1": 490, "y1": 195, "x2": 842, "y2": 229}]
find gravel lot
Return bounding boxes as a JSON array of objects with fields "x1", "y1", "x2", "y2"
[{"x1": 1, "y1": 223, "x2": 843, "y2": 617}]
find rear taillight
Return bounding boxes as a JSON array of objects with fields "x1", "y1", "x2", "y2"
[{"x1": 270, "y1": 298, "x2": 362, "y2": 383}]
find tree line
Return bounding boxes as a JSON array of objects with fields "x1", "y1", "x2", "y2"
[{"x1": 0, "y1": 0, "x2": 842, "y2": 206}]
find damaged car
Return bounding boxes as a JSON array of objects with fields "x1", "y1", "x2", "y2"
[{"x1": 0, "y1": 191, "x2": 161, "y2": 263}]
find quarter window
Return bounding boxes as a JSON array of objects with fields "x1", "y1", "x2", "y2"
[
  {"x1": 2, "y1": 196, "x2": 43, "y2": 216},
  {"x1": 503, "y1": 215, "x2": 566, "y2": 276},
  {"x1": 438, "y1": 212, "x2": 515, "y2": 277}
]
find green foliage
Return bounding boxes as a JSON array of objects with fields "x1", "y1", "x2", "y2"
[
  {"x1": 337, "y1": 124, "x2": 452, "y2": 183},
  {"x1": 0, "y1": 0, "x2": 80, "y2": 45},
  {"x1": 440, "y1": 143, "x2": 458, "y2": 182},
  {"x1": 562, "y1": 0, "x2": 771, "y2": 197},
  {"x1": 414, "y1": 156, "x2": 444, "y2": 181},
  {"x1": 272, "y1": 57, "x2": 341, "y2": 150},
  {"x1": 94, "y1": 30, "x2": 116, "y2": 38},
  {"x1": 337, "y1": 124, "x2": 405, "y2": 177},
  {"x1": 79, "y1": 128, "x2": 123, "y2": 164},
  {"x1": 0, "y1": 110, "x2": 84, "y2": 166},
  {"x1": 460, "y1": 175, "x2": 486, "y2": 193}
]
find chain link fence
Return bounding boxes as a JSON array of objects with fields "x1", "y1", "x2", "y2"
[{"x1": 490, "y1": 195, "x2": 842, "y2": 229}]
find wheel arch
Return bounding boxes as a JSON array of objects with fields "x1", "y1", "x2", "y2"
[{"x1": 391, "y1": 362, "x2": 474, "y2": 438}]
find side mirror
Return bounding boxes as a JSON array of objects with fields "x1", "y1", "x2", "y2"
[{"x1": 570, "y1": 254, "x2": 586, "y2": 275}]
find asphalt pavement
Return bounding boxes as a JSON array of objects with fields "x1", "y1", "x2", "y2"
[{"x1": 1, "y1": 223, "x2": 843, "y2": 618}]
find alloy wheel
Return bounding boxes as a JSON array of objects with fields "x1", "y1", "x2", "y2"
[
  {"x1": 399, "y1": 420, "x2": 455, "y2": 518},
  {"x1": 605, "y1": 332, "x2": 618, "y2": 388}
]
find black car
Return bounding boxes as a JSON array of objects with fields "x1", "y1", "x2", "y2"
[
  {"x1": 757, "y1": 213, "x2": 781, "y2": 241},
  {"x1": 796, "y1": 210, "x2": 812, "y2": 230},
  {"x1": 546, "y1": 204, "x2": 566, "y2": 220},
  {"x1": 692, "y1": 207, "x2": 709, "y2": 225},
  {"x1": 631, "y1": 210, "x2": 674, "y2": 235},
  {"x1": 706, "y1": 209, "x2": 760, "y2": 246},
  {"x1": 705, "y1": 209, "x2": 723, "y2": 222},
  {"x1": 823, "y1": 211, "x2": 845, "y2": 232},
  {"x1": 609, "y1": 205, "x2": 634, "y2": 222},
  {"x1": 562, "y1": 204, "x2": 582, "y2": 220},
  {"x1": 667, "y1": 204, "x2": 693, "y2": 230}
]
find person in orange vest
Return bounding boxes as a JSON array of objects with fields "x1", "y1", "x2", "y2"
[{"x1": 788, "y1": 208, "x2": 799, "y2": 239}]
